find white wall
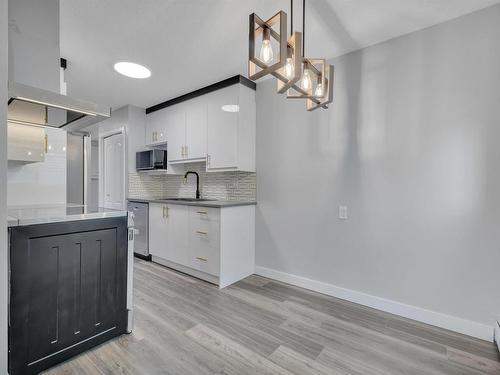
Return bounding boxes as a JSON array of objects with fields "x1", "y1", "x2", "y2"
[
  {"x1": 7, "y1": 127, "x2": 67, "y2": 206},
  {"x1": 255, "y1": 5, "x2": 500, "y2": 341},
  {"x1": 0, "y1": 0, "x2": 8, "y2": 371},
  {"x1": 8, "y1": 0, "x2": 60, "y2": 92}
]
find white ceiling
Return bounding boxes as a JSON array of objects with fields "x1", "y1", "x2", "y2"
[{"x1": 60, "y1": 0, "x2": 500, "y2": 110}]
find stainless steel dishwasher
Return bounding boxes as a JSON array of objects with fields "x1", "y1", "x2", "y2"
[{"x1": 127, "y1": 201, "x2": 150, "y2": 260}]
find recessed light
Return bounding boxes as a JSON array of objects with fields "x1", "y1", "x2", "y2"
[
  {"x1": 221, "y1": 104, "x2": 239, "y2": 113},
  {"x1": 114, "y1": 61, "x2": 151, "y2": 79}
]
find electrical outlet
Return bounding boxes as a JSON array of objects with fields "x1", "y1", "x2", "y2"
[{"x1": 338, "y1": 206, "x2": 348, "y2": 220}]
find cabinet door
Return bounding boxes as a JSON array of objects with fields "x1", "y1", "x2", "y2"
[
  {"x1": 145, "y1": 110, "x2": 167, "y2": 145},
  {"x1": 8, "y1": 122, "x2": 46, "y2": 162},
  {"x1": 164, "y1": 204, "x2": 189, "y2": 265},
  {"x1": 207, "y1": 86, "x2": 239, "y2": 170},
  {"x1": 9, "y1": 219, "x2": 128, "y2": 375},
  {"x1": 166, "y1": 106, "x2": 186, "y2": 162},
  {"x1": 185, "y1": 98, "x2": 207, "y2": 160},
  {"x1": 149, "y1": 203, "x2": 167, "y2": 258}
]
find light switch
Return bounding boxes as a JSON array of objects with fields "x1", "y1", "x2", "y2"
[{"x1": 338, "y1": 206, "x2": 348, "y2": 220}]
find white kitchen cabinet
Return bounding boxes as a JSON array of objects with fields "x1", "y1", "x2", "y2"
[
  {"x1": 185, "y1": 98, "x2": 207, "y2": 161},
  {"x1": 149, "y1": 203, "x2": 189, "y2": 264},
  {"x1": 7, "y1": 122, "x2": 47, "y2": 163},
  {"x1": 148, "y1": 203, "x2": 167, "y2": 258},
  {"x1": 206, "y1": 84, "x2": 256, "y2": 172},
  {"x1": 165, "y1": 105, "x2": 186, "y2": 162},
  {"x1": 145, "y1": 109, "x2": 167, "y2": 145},
  {"x1": 144, "y1": 78, "x2": 255, "y2": 172},
  {"x1": 150, "y1": 203, "x2": 255, "y2": 288}
]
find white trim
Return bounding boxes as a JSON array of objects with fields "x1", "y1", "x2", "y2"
[{"x1": 255, "y1": 266, "x2": 494, "y2": 342}]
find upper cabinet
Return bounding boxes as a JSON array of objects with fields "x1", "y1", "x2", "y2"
[
  {"x1": 206, "y1": 84, "x2": 255, "y2": 172},
  {"x1": 145, "y1": 109, "x2": 167, "y2": 145},
  {"x1": 185, "y1": 98, "x2": 207, "y2": 161},
  {"x1": 144, "y1": 77, "x2": 256, "y2": 173}
]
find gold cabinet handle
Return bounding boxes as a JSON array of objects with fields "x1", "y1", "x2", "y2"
[
  {"x1": 165, "y1": 206, "x2": 169, "y2": 218},
  {"x1": 44, "y1": 134, "x2": 48, "y2": 153},
  {"x1": 196, "y1": 230, "x2": 208, "y2": 235},
  {"x1": 196, "y1": 211, "x2": 208, "y2": 215},
  {"x1": 162, "y1": 206, "x2": 165, "y2": 218},
  {"x1": 195, "y1": 256, "x2": 208, "y2": 262}
]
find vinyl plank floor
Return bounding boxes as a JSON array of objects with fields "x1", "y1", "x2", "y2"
[{"x1": 42, "y1": 259, "x2": 500, "y2": 375}]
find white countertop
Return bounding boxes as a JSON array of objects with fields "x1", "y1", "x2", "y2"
[{"x1": 7, "y1": 204, "x2": 128, "y2": 227}]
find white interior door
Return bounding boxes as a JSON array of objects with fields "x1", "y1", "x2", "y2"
[{"x1": 102, "y1": 133, "x2": 125, "y2": 209}]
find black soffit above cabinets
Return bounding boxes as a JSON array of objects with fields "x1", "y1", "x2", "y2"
[{"x1": 146, "y1": 75, "x2": 256, "y2": 115}]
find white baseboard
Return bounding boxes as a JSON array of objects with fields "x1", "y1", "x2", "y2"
[{"x1": 255, "y1": 266, "x2": 494, "y2": 342}]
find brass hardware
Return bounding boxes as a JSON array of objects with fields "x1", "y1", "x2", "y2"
[
  {"x1": 165, "y1": 206, "x2": 169, "y2": 218},
  {"x1": 44, "y1": 134, "x2": 48, "y2": 153},
  {"x1": 185, "y1": 145, "x2": 188, "y2": 158},
  {"x1": 162, "y1": 206, "x2": 165, "y2": 218},
  {"x1": 195, "y1": 256, "x2": 208, "y2": 262},
  {"x1": 196, "y1": 231, "x2": 208, "y2": 235},
  {"x1": 196, "y1": 211, "x2": 208, "y2": 215}
]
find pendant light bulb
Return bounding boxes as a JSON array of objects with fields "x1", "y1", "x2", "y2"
[
  {"x1": 315, "y1": 83, "x2": 324, "y2": 97},
  {"x1": 301, "y1": 68, "x2": 312, "y2": 91},
  {"x1": 284, "y1": 58, "x2": 294, "y2": 78},
  {"x1": 259, "y1": 28, "x2": 274, "y2": 64}
]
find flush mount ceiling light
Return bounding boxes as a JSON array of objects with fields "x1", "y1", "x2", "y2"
[
  {"x1": 113, "y1": 61, "x2": 151, "y2": 79},
  {"x1": 248, "y1": 0, "x2": 334, "y2": 111}
]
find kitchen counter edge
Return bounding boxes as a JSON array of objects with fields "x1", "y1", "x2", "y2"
[
  {"x1": 7, "y1": 210, "x2": 128, "y2": 227},
  {"x1": 127, "y1": 198, "x2": 257, "y2": 208}
]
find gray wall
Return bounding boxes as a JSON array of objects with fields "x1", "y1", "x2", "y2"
[
  {"x1": 0, "y1": 0, "x2": 8, "y2": 371},
  {"x1": 256, "y1": 5, "x2": 500, "y2": 331}
]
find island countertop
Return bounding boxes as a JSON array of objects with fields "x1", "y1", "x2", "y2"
[{"x1": 7, "y1": 204, "x2": 128, "y2": 227}]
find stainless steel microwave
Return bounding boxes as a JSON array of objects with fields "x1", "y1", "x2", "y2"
[{"x1": 136, "y1": 150, "x2": 167, "y2": 170}]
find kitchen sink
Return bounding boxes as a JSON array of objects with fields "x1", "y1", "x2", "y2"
[{"x1": 163, "y1": 198, "x2": 216, "y2": 202}]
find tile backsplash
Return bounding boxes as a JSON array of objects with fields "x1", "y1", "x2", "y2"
[{"x1": 129, "y1": 162, "x2": 256, "y2": 201}]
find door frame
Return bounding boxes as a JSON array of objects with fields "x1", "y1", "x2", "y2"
[{"x1": 99, "y1": 128, "x2": 126, "y2": 210}]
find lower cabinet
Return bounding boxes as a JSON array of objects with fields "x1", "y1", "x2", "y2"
[
  {"x1": 149, "y1": 203, "x2": 255, "y2": 288},
  {"x1": 9, "y1": 218, "x2": 128, "y2": 375}
]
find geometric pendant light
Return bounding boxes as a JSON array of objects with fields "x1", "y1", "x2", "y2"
[
  {"x1": 248, "y1": 0, "x2": 334, "y2": 111},
  {"x1": 248, "y1": 11, "x2": 288, "y2": 81}
]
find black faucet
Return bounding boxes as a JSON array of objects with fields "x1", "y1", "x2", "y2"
[{"x1": 184, "y1": 171, "x2": 201, "y2": 200}]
